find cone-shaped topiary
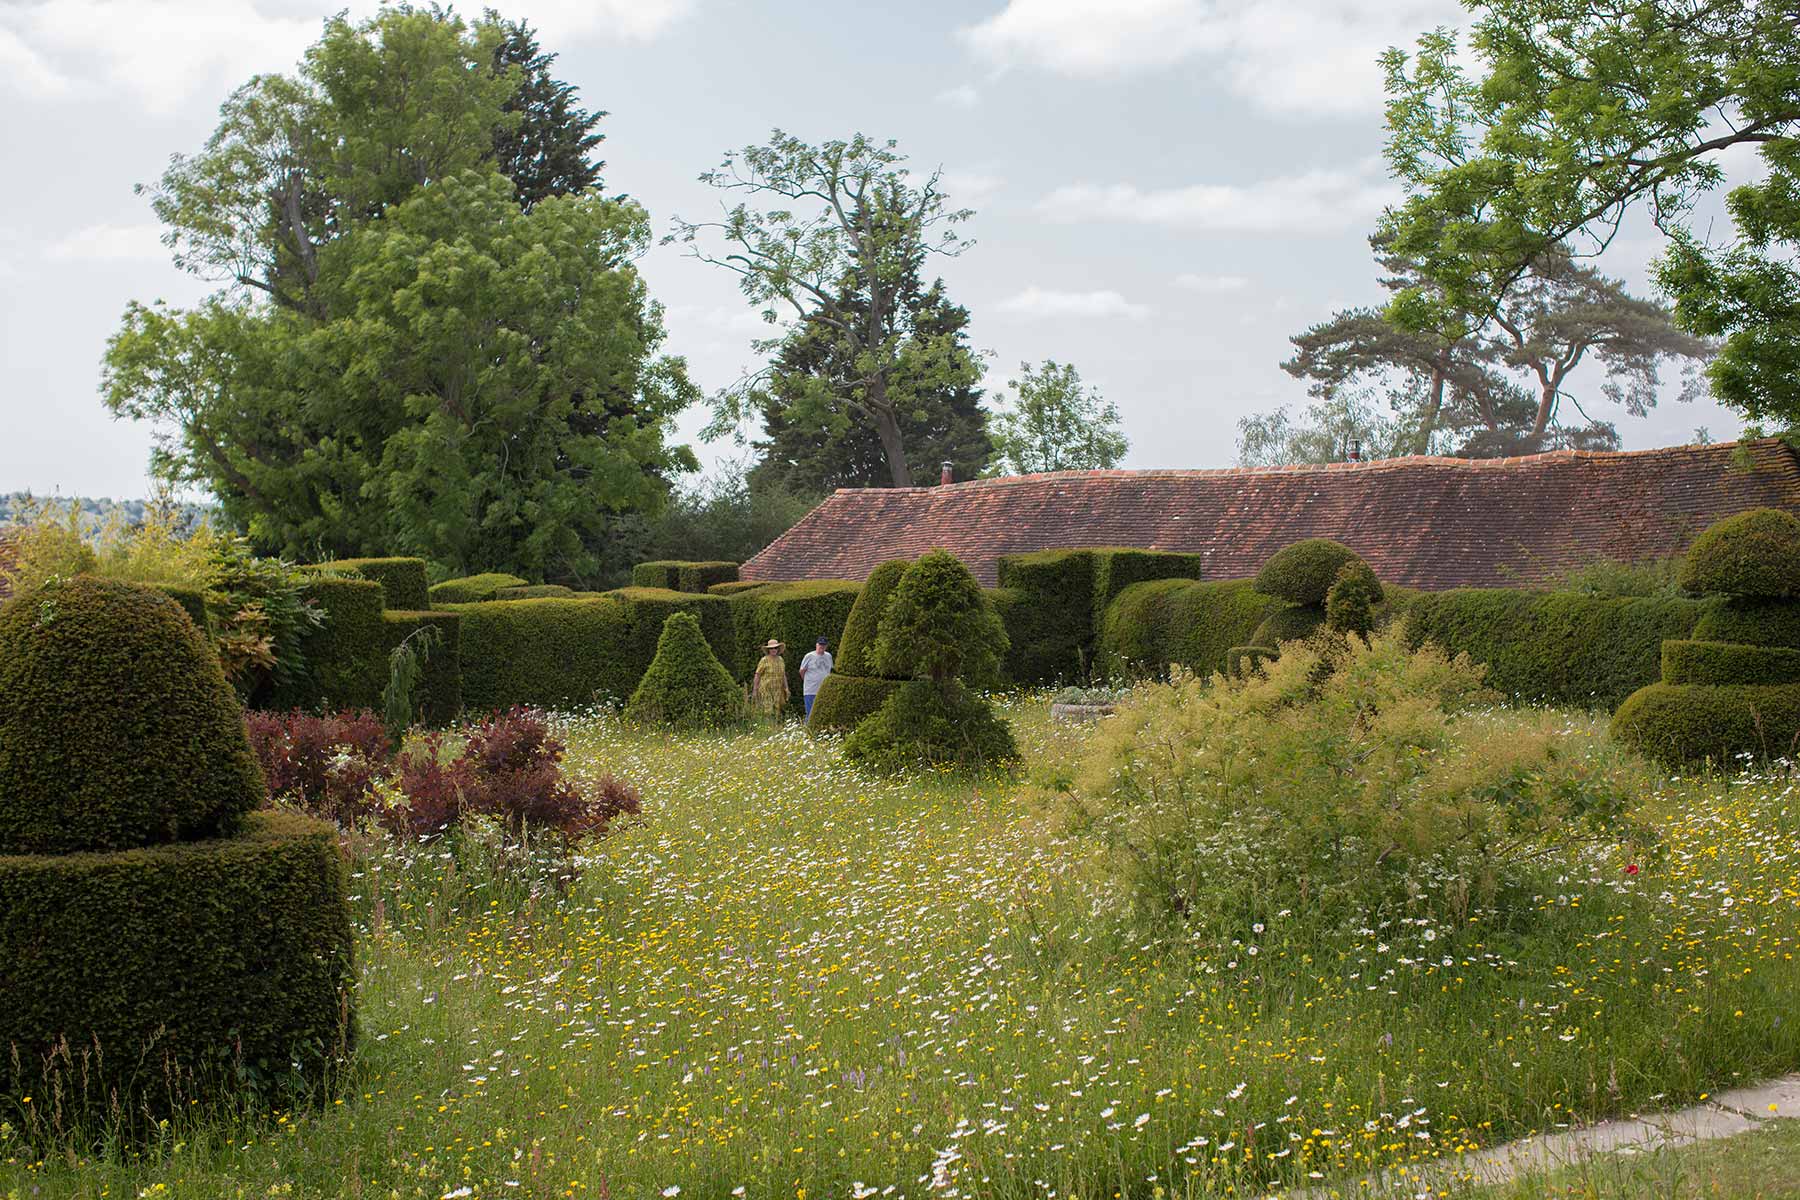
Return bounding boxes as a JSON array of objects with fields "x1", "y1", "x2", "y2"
[
  {"x1": 1679, "y1": 508, "x2": 1800, "y2": 599},
  {"x1": 874, "y1": 551, "x2": 1009, "y2": 688},
  {"x1": 1325, "y1": 559, "x2": 1384, "y2": 637},
  {"x1": 0, "y1": 576, "x2": 265, "y2": 854},
  {"x1": 624, "y1": 611, "x2": 744, "y2": 729},
  {"x1": 1254, "y1": 539, "x2": 1362, "y2": 606},
  {"x1": 836, "y1": 559, "x2": 910, "y2": 677},
  {"x1": 842, "y1": 680, "x2": 1019, "y2": 774}
]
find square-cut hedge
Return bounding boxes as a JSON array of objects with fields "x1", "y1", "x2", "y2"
[
  {"x1": 308, "y1": 557, "x2": 430, "y2": 612},
  {"x1": 493, "y1": 584, "x2": 577, "y2": 600},
  {"x1": 1091, "y1": 549, "x2": 1206, "y2": 627},
  {"x1": 1098, "y1": 578, "x2": 1281, "y2": 678},
  {"x1": 459, "y1": 595, "x2": 637, "y2": 712},
  {"x1": 993, "y1": 548, "x2": 1205, "y2": 685},
  {"x1": 0, "y1": 810, "x2": 354, "y2": 1121},
  {"x1": 150, "y1": 582, "x2": 211, "y2": 635},
  {"x1": 271, "y1": 578, "x2": 459, "y2": 722},
  {"x1": 709, "y1": 580, "x2": 770, "y2": 596},
  {"x1": 725, "y1": 580, "x2": 860, "y2": 711},
  {"x1": 632, "y1": 561, "x2": 740, "y2": 593},
  {"x1": 428, "y1": 573, "x2": 529, "y2": 605},
  {"x1": 607, "y1": 587, "x2": 738, "y2": 679},
  {"x1": 989, "y1": 586, "x2": 1083, "y2": 686},
  {"x1": 1397, "y1": 589, "x2": 1712, "y2": 709},
  {"x1": 382, "y1": 609, "x2": 463, "y2": 724}
]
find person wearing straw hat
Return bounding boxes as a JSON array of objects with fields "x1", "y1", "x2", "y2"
[{"x1": 751, "y1": 637, "x2": 790, "y2": 718}]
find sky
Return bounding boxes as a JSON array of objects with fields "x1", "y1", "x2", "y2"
[{"x1": 0, "y1": 0, "x2": 1747, "y2": 502}]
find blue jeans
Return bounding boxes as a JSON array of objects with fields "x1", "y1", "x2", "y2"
[{"x1": 803, "y1": 693, "x2": 816, "y2": 718}]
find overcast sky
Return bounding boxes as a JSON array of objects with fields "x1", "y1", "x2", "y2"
[{"x1": 0, "y1": 0, "x2": 1745, "y2": 502}]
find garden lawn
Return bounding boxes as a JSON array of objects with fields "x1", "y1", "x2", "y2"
[{"x1": 3, "y1": 699, "x2": 1799, "y2": 1198}]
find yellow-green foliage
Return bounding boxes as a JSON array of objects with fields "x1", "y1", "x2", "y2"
[
  {"x1": 0, "y1": 498, "x2": 222, "y2": 596},
  {"x1": 624, "y1": 612, "x2": 744, "y2": 729},
  {"x1": 1057, "y1": 628, "x2": 1643, "y2": 934},
  {"x1": 0, "y1": 810, "x2": 354, "y2": 1122},
  {"x1": 0, "y1": 577, "x2": 264, "y2": 854}
]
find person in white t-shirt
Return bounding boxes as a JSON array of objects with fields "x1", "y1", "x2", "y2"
[{"x1": 799, "y1": 637, "x2": 834, "y2": 721}]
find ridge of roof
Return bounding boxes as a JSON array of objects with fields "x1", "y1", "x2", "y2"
[{"x1": 830, "y1": 438, "x2": 1785, "y2": 497}]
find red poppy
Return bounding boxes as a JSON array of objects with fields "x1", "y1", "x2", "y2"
[{"x1": 1625, "y1": 863, "x2": 1640, "y2": 876}]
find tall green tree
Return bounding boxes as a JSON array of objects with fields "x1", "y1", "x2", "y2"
[
  {"x1": 986, "y1": 360, "x2": 1128, "y2": 476},
  {"x1": 670, "y1": 131, "x2": 975, "y2": 487},
  {"x1": 1380, "y1": 0, "x2": 1800, "y2": 426},
  {"x1": 751, "y1": 273, "x2": 990, "y2": 493},
  {"x1": 103, "y1": 8, "x2": 694, "y2": 581},
  {"x1": 486, "y1": 11, "x2": 607, "y2": 209}
]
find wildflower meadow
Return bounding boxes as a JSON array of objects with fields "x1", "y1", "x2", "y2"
[{"x1": 4, "y1": 694, "x2": 1797, "y2": 1199}]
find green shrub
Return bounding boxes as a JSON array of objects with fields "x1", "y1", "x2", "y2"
[
  {"x1": 1254, "y1": 539, "x2": 1361, "y2": 605},
  {"x1": 632, "y1": 560, "x2": 737, "y2": 592},
  {"x1": 807, "y1": 674, "x2": 905, "y2": 734},
  {"x1": 308, "y1": 557, "x2": 430, "y2": 611},
  {"x1": 842, "y1": 681, "x2": 1019, "y2": 774},
  {"x1": 624, "y1": 613, "x2": 744, "y2": 729},
  {"x1": 989, "y1": 586, "x2": 1083, "y2": 685},
  {"x1": 835, "y1": 560, "x2": 910, "y2": 677},
  {"x1": 458, "y1": 596, "x2": 636, "y2": 712},
  {"x1": 1056, "y1": 628, "x2": 1642, "y2": 938},
  {"x1": 272, "y1": 577, "x2": 387, "y2": 712},
  {"x1": 1692, "y1": 598, "x2": 1800, "y2": 648},
  {"x1": 1325, "y1": 560, "x2": 1383, "y2": 637},
  {"x1": 994, "y1": 549, "x2": 1098, "y2": 683},
  {"x1": 428, "y1": 573, "x2": 528, "y2": 605},
  {"x1": 725, "y1": 581, "x2": 860, "y2": 710},
  {"x1": 608, "y1": 587, "x2": 737, "y2": 681},
  {"x1": 0, "y1": 810, "x2": 354, "y2": 1121},
  {"x1": 151, "y1": 582, "x2": 211, "y2": 634},
  {"x1": 1090, "y1": 549, "x2": 1206, "y2": 628},
  {"x1": 875, "y1": 552, "x2": 1009, "y2": 687},
  {"x1": 1251, "y1": 602, "x2": 1325, "y2": 648},
  {"x1": 1678, "y1": 508, "x2": 1800, "y2": 598},
  {"x1": 707, "y1": 580, "x2": 769, "y2": 596},
  {"x1": 1226, "y1": 644, "x2": 1279, "y2": 679},
  {"x1": 1401, "y1": 589, "x2": 1709, "y2": 709},
  {"x1": 1097, "y1": 579, "x2": 1280, "y2": 678},
  {"x1": 494, "y1": 584, "x2": 576, "y2": 600},
  {"x1": 0, "y1": 577, "x2": 264, "y2": 854},
  {"x1": 677, "y1": 562, "x2": 739, "y2": 593},
  {"x1": 1661, "y1": 639, "x2": 1800, "y2": 686},
  {"x1": 1611, "y1": 681, "x2": 1800, "y2": 766}
]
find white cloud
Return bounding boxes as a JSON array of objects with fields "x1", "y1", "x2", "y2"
[
  {"x1": 1175, "y1": 272, "x2": 1249, "y2": 292},
  {"x1": 43, "y1": 222, "x2": 168, "y2": 263},
  {"x1": 939, "y1": 169, "x2": 1004, "y2": 208},
  {"x1": 0, "y1": 0, "x2": 693, "y2": 114},
  {"x1": 959, "y1": 0, "x2": 1462, "y2": 116},
  {"x1": 996, "y1": 287, "x2": 1151, "y2": 320},
  {"x1": 937, "y1": 83, "x2": 982, "y2": 108},
  {"x1": 1038, "y1": 165, "x2": 1401, "y2": 233}
]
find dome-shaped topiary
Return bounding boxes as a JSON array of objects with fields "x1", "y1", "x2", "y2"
[
  {"x1": 1679, "y1": 508, "x2": 1800, "y2": 599},
  {"x1": 0, "y1": 576, "x2": 265, "y2": 854},
  {"x1": 1255, "y1": 539, "x2": 1364, "y2": 606},
  {"x1": 836, "y1": 559, "x2": 910, "y2": 678},
  {"x1": 874, "y1": 551, "x2": 1009, "y2": 687},
  {"x1": 623, "y1": 611, "x2": 744, "y2": 729}
]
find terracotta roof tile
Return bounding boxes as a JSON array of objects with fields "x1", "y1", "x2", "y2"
[{"x1": 741, "y1": 439, "x2": 1800, "y2": 589}]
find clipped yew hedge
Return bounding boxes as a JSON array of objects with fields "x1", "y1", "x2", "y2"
[
  {"x1": 428, "y1": 573, "x2": 528, "y2": 605},
  {"x1": 0, "y1": 810, "x2": 355, "y2": 1120},
  {"x1": 807, "y1": 674, "x2": 905, "y2": 734},
  {"x1": 632, "y1": 560, "x2": 740, "y2": 593},
  {"x1": 493, "y1": 584, "x2": 577, "y2": 600},
  {"x1": 272, "y1": 577, "x2": 461, "y2": 722},
  {"x1": 1096, "y1": 578, "x2": 1281, "y2": 678},
  {"x1": 726, "y1": 580, "x2": 860, "y2": 712},
  {"x1": 1661, "y1": 639, "x2": 1800, "y2": 687},
  {"x1": 309, "y1": 557, "x2": 430, "y2": 611},
  {"x1": 995, "y1": 548, "x2": 1204, "y2": 685},
  {"x1": 1612, "y1": 682, "x2": 1800, "y2": 766},
  {"x1": 458, "y1": 596, "x2": 637, "y2": 712}
]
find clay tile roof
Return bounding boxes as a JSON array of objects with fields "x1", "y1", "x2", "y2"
[{"x1": 741, "y1": 439, "x2": 1800, "y2": 590}]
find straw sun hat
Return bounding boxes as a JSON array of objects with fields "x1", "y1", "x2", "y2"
[{"x1": 763, "y1": 638, "x2": 784, "y2": 650}]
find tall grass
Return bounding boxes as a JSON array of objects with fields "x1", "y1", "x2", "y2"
[{"x1": 3, "y1": 701, "x2": 1797, "y2": 1198}]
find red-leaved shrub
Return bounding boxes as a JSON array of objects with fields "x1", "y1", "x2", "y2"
[{"x1": 244, "y1": 709, "x2": 391, "y2": 825}]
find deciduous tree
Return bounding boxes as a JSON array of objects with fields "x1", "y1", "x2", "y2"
[{"x1": 986, "y1": 360, "x2": 1128, "y2": 476}]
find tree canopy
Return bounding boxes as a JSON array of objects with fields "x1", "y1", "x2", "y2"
[
  {"x1": 104, "y1": 6, "x2": 692, "y2": 582},
  {"x1": 986, "y1": 360, "x2": 1128, "y2": 476},
  {"x1": 670, "y1": 131, "x2": 976, "y2": 487},
  {"x1": 1380, "y1": 0, "x2": 1799, "y2": 426}
]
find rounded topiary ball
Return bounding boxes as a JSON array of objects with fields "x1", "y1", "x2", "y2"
[
  {"x1": 1679, "y1": 508, "x2": 1800, "y2": 599},
  {"x1": 1255, "y1": 539, "x2": 1364, "y2": 606},
  {"x1": 0, "y1": 576, "x2": 265, "y2": 853}
]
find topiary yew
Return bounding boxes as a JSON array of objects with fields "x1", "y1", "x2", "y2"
[
  {"x1": 1679, "y1": 508, "x2": 1800, "y2": 598},
  {"x1": 836, "y1": 560, "x2": 910, "y2": 677},
  {"x1": 1254, "y1": 539, "x2": 1362, "y2": 606},
  {"x1": 842, "y1": 680, "x2": 1019, "y2": 773},
  {"x1": 874, "y1": 551, "x2": 1009, "y2": 688},
  {"x1": 0, "y1": 576, "x2": 265, "y2": 854},
  {"x1": 624, "y1": 611, "x2": 744, "y2": 729},
  {"x1": 1326, "y1": 559, "x2": 1384, "y2": 637}
]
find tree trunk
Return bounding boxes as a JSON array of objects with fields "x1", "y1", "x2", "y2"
[
  {"x1": 872, "y1": 397, "x2": 913, "y2": 487},
  {"x1": 1531, "y1": 379, "x2": 1557, "y2": 438},
  {"x1": 1415, "y1": 349, "x2": 1449, "y2": 455}
]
